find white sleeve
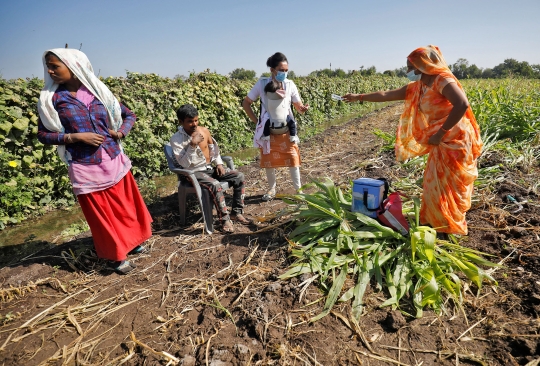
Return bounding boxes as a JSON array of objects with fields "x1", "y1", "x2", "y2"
[
  {"x1": 289, "y1": 81, "x2": 301, "y2": 104},
  {"x1": 209, "y1": 142, "x2": 224, "y2": 167},
  {"x1": 247, "y1": 79, "x2": 264, "y2": 101},
  {"x1": 170, "y1": 132, "x2": 205, "y2": 168}
]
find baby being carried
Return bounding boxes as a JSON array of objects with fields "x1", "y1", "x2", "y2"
[{"x1": 262, "y1": 80, "x2": 299, "y2": 144}]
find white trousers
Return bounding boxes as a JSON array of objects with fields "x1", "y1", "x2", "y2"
[{"x1": 265, "y1": 167, "x2": 301, "y2": 192}]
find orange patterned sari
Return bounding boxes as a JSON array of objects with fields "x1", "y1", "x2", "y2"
[{"x1": 395, "y1": 45, "x2": 483, "y2": 234}]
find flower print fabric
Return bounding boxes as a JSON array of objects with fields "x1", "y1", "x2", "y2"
[{"x1": 395, "y1": 45, "x2": 483, "y2": 235}]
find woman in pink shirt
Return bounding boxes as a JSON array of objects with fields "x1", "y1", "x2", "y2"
[{"x1": 37, "y1": 48, "x2": 152, "y2": 274}]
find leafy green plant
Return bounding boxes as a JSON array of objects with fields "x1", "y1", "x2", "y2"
[
  {"x1": 372, "y1": 129, "x2": 395, "y2": 151},
  {"x1": 0, "y1": 312, "x2": 19, "y2": 326},
  {"x1": 279, "y1": 178, "x2": 498, "y2": 321},
  {"x1": 59, "y1": 220, "x2": 90, "y2": 240},
  {"x1": 464, "y1": 79, "x2": 540, "y2": 144}
]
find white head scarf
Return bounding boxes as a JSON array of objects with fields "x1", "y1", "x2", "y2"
[{"x1": 37, "y1": 48, "x2": 123, "y2": 163}]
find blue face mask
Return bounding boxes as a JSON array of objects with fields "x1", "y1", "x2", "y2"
[
  {"x1": 406, "y1": 69, "x2": 421, "y2": 82},
  {"x1": 275, "y1": 71, "x2": 288, "y2": 82}
]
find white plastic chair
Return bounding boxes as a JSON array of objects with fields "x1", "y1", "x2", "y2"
[{"x1": 163, "y1": 143, "x2": 235, "y2": 234}]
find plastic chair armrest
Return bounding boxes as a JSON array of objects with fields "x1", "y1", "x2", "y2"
[
  {"x1": 170, "y1": 168, "x2": 199, "y2": 187},
  {"x1": 222, "y1": 156, "x2": 235, "y2": 170}
]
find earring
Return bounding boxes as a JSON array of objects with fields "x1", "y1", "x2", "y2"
[{"x1": 73, "y1": 74, "x2": 78, "y2": 80}]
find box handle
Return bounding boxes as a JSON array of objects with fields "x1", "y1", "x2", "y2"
[{"x1": 362, "y1": 178, "x2": 389, "y2": 211}]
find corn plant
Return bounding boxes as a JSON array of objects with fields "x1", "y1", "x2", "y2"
[
  {"x1": 372, "y1": 129, "x2": 395, "y2": 152},
  {"x1": 464, "y1": 79, "x2": 540, "y2": 156},
  {"x1": 279, "y1": 178, "x2": 498, "y2": 321}
]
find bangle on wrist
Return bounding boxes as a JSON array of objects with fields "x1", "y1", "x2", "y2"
[{"x1": 66, "y1": 133, "x2": 73, "y2": 144}]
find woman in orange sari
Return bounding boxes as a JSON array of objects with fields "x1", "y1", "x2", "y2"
[{"x1": 343, "y1": 45, "x2": 482, "y2": 235}]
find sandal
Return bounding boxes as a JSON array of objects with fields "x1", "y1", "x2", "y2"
[
  {"x1": 221, "y1": 220, "x2": 235, "y2": 233},
  {"x1": 231, "y1": 214, "x2": 251, "y2": 225},
  {"x1": 111, "y1": 260, "x2": 136, "y2": 275},
  {"x1": 128, "y1": 245, "x2": 147, "y2": 255},
  {"x1": 262, "y1": 190, "x2": 276, "y2": 201}
]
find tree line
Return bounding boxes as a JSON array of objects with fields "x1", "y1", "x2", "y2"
[{"x1": 228, "y1": 58, "x2": 540, "y2": 80}]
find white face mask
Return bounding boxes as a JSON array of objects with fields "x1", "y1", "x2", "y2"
[{"x1": 406, "y1": 69, "x2": 421, "y2": 82}]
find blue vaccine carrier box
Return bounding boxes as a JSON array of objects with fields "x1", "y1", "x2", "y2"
[{"x1": 352, "y1": 178, "x2": 385, "y2": 218}]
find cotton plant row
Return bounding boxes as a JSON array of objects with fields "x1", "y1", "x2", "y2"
[{"x1": 279, "y1": 179, "x2": 498, "y2": 321}]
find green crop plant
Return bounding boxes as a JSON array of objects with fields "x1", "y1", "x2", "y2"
[
  {"x1": 372, "y1": 129, "x2": 395, "y2": 152},
  {"x1": 463, "y1": 79, "x2": 540, "y2": 148},
  {"x1": 279, "y1": 178, "x2": 498, "y2": 321}
]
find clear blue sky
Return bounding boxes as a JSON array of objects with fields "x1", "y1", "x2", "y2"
[{"x1": 1, "y1": 0, "x2": 539, "y2": 80}]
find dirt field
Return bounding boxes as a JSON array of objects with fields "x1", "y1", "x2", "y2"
[{"x1": 1, "y1": 104, "x2": 539, "y2": 365}]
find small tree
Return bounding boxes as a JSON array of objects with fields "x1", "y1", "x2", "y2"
[
  {"x1": 467, "y1": 64, "x2": 482, "y2": 78},
  {"x1": 230, "y1": 68, "x2": 256, "y2": 80},
  {"x1": 395, "y1": 66, "x2": 407, "y2": 77},
  {"x1": 309, "y1": 68, "x2": 345, "y2": 77},
  {"x1": 481, "y1": 68, "x2": 494, "y2": 78},
  {"x1": 451, "y1": 58, "x2": 470, "y2": 79},
  {"x1": 532, "y1": 64, "x2": 540, "y2": 78},
  {"x1": 360, "y1": 66, "x2": 377, "y2": 76},
  {"x1": 450, "y1": 59, "x2": 483, "y2": 79},
  {"x1": 492, "y1": 59, "x2": 536, "y2": 78},
  {"x1": 311, "y1": 68, "x2": 333, "y2": 77},
  {"x1": 334, "y1": 68, "x2": 346, "y2": 78}
]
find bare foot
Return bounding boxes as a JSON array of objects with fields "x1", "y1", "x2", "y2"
[{"x1": 221, "y1": 219, "x2": 234, "y2": 233}]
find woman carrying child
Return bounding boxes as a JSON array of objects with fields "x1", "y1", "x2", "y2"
[{"x1": 242, "y1": 52, "x2": 309, "y2": 201}]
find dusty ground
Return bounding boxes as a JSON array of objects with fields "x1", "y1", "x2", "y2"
[{"x1": 1, "y1": 104, "x2": 539, "y2": 365}]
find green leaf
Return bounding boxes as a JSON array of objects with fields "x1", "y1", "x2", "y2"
[
  {"x1": 311, "y1": 263, "x2": 348, "y2": 322},
  {"x1": 351, "y1": 252, "x2": 374, "y2": 319},
  {"x1": 12, "y1": 117, "x2": 29, "y2": 131}
]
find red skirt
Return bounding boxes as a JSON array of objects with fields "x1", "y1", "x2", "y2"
[{"x1": 77, "y1": 172, "x2": 153, "y2": 261}]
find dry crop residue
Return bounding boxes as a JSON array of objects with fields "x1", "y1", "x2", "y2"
[{"x1": 1, "y1": 104, "x2": 539, "y2": 365}]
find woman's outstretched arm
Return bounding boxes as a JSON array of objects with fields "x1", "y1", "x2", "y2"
[{"x1": 342, "y1": 85, "x2": 408, "y2": 103}]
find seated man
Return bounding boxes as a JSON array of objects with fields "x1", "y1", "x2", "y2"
[{"x1": 170, "y1": 104, "x2": 249, "y2": 233}]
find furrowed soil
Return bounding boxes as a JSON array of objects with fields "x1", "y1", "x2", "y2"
[{"x1": 1, "y1": 104, "x2": 539, "y2": 365}]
